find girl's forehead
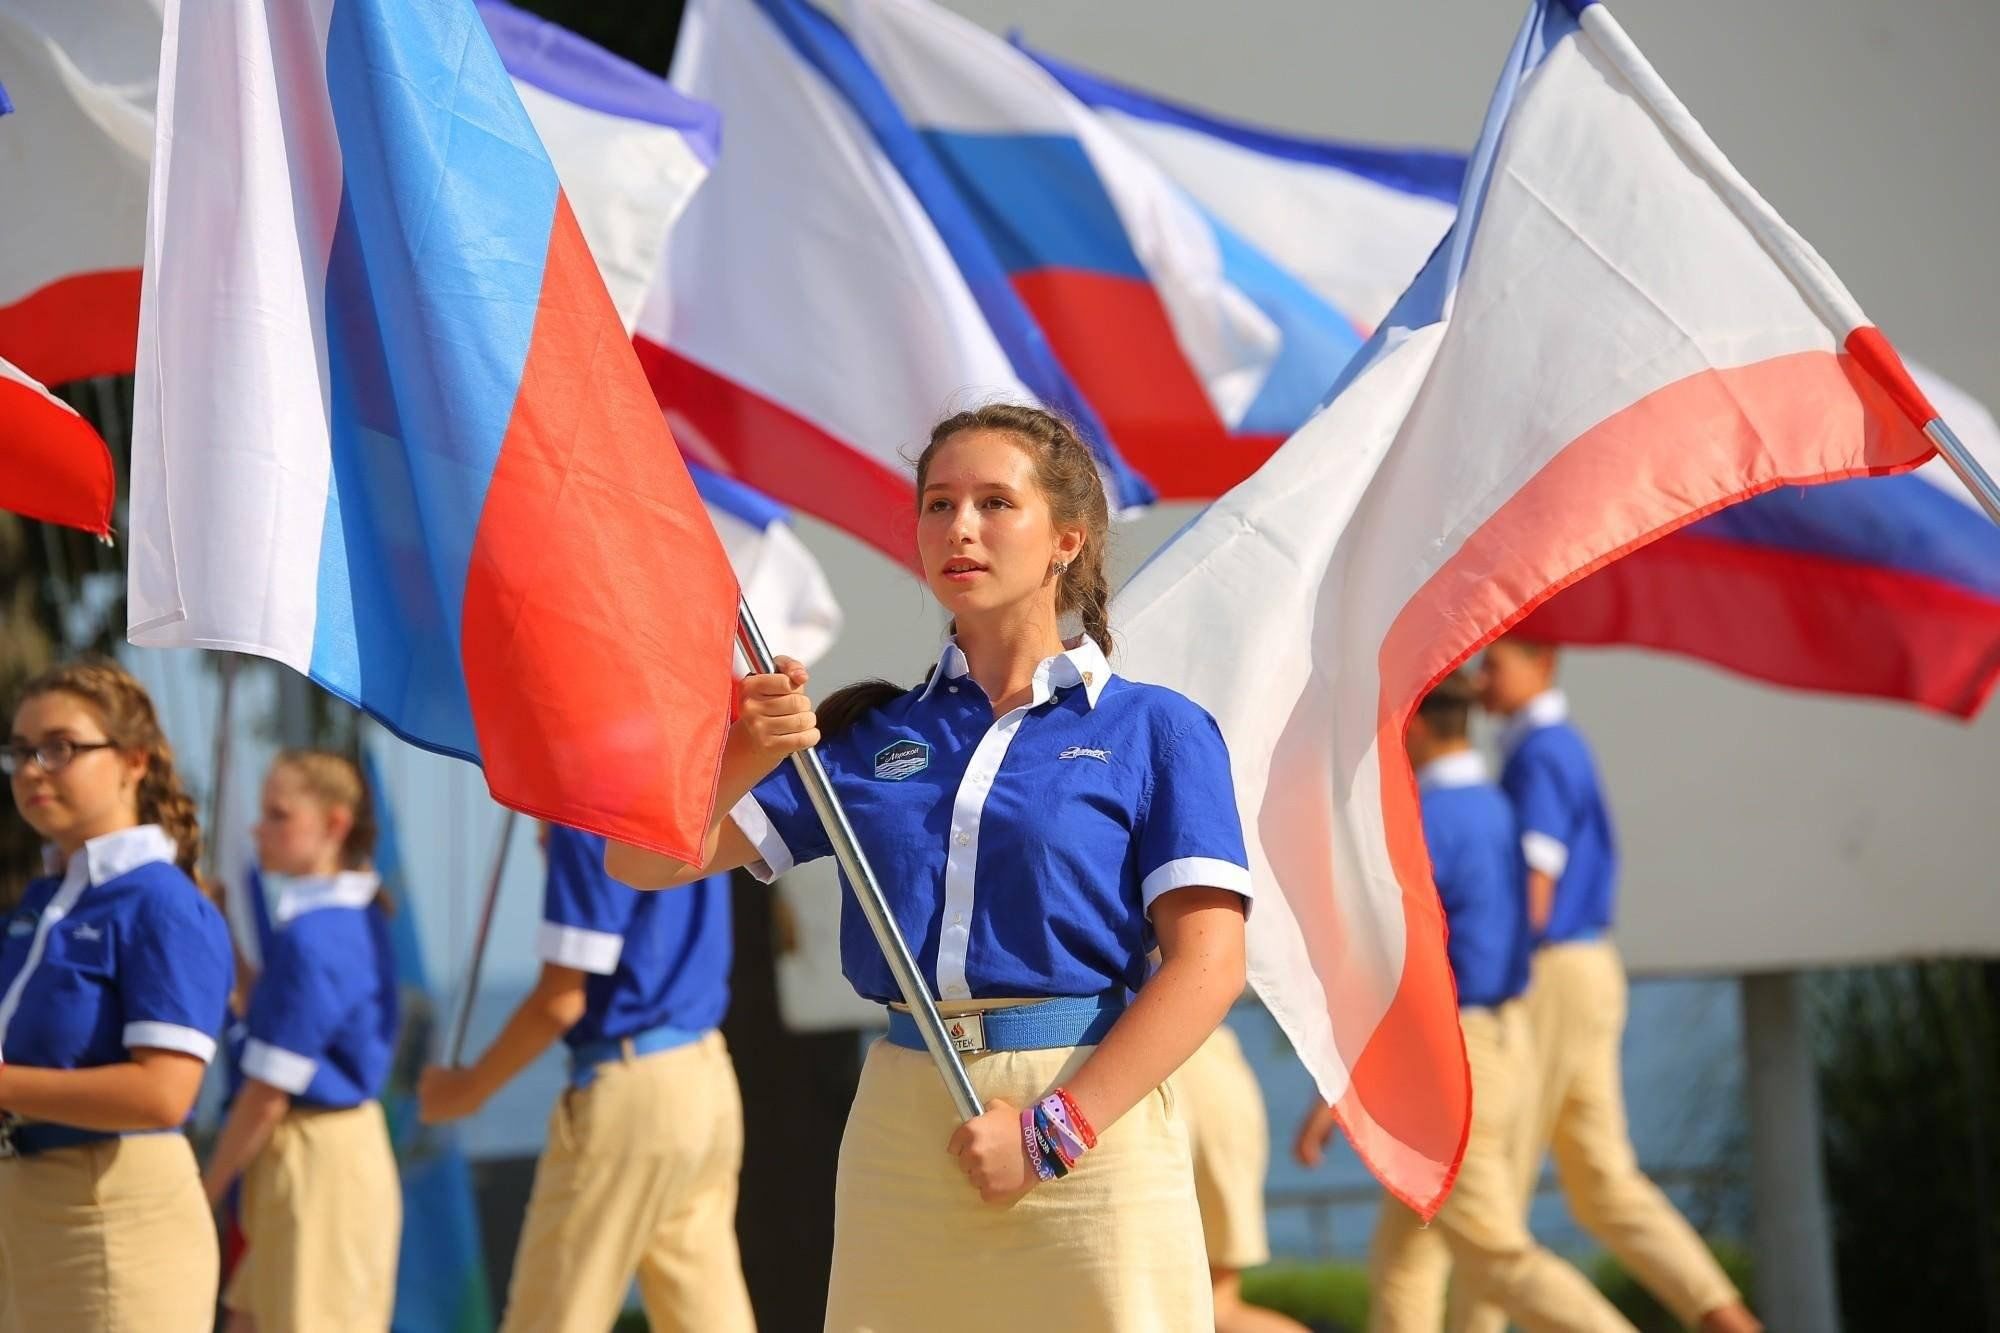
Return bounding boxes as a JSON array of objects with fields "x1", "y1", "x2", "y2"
[
  {"x1": 11, "y1": 691, "x2": 105, "y2": 738},
  {"x1": 926, "y1": 431, "x2": 1035, "y2": 485}
]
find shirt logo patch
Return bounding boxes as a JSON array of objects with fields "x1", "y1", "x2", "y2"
[
  {"x1": 5, "y1": 915, "x2": 33, "y2": 939},
  {"x1": 1058, "y1": 746, "x2": 1112, "y2": 763},
  {"x1": 71, "y1": 923, "x2": 103, "y2": 943},
  {"x1": 874, "y1": 739, "x2": 931, "y2": 781}
]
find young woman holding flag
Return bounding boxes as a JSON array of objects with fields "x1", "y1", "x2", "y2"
[
  {"x1": 610, "y1": 403, "x2": 1254, "y2": 1332},
  {"x1": 0, "y1": 660, "x2": 233, "y2": 1332},
  {"x1": 203, "y1": 750, "x2": 402, "y2": 1332}
]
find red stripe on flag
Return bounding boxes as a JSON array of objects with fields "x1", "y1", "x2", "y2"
[
  {"x1": 633, "y1": 335, "x2": 920, "y2": 572},
  {"x1": 1009, "y1": 268, "x2": 1281, "y2": 499},
  {"x1": 1340, "y1": 344, "x2": 1933, "y2": 1219},
  {"x1": 1523, "y1": 530, "x2": 2000, "y2": 720},
  {"x1": 0, "y1": 269, "x2": 143, "y2": 386},
  {"x1": 0, "y1": 376, "x2": 115, "y2": 536},
  {"x1": 461, "y1": 196, "x2": 739, "y2": 864}
]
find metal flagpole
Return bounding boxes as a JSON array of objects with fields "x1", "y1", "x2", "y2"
[
  {"x1": 735, "y1": 597, "x2": 983, "y2": 1123},
  {"x1": 1926, "y1": 419, "x2": 2000, "y2": 527},
  {"x1": 445, "y1": 808, "x2": 519, "y2": 1067}
]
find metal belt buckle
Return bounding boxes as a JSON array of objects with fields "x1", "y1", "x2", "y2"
[
  {"x1": 0, "y1": 1114, "x2": 20, "y2": 1161},
  {"x1": 942, "y1": 1013, "x2": 986, "y2": 1055}
]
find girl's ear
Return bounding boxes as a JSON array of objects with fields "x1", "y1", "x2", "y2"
[{"x1": 324, "y1": 802, "x2": 356, "y2": 856}]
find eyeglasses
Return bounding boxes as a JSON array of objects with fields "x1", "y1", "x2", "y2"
[{"x1": 2, "y1": 739, "x2": 120, "y2": 777}]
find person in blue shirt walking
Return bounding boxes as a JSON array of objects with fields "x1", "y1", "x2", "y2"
[
  {"x1": 1468, "y1": 636, "x2": 1758, "y2": 1333},
  {"x1": 418, "y1": 822, "x2": 754, "y2": 1333},
  {"x1": 608, "y1": 403, "x2": 1254, "y2": 1333},
  {"x1": 0, "y1": 659, "x2": 232, "y2": 1333},
  {"x1": 203, "y1": 750, "x2": 402, "y2": 1331},
  {"x1": 1297, "y1": 671, "x2": 1629, "y2": 1332}
]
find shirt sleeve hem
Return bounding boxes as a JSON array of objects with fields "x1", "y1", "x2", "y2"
[
  {"x1": 240, "y1": 1038, "x2": 316, "y2": 1094},
  {"x1": 535, "y1": 921, "x2": 625, "y2": 975},
  {"x1": 729, "y1": 792, "x2": 794, "y2": 883},
  {"x1": 124, "y1": 1021, "x2": 219, "y2": 1065},
  {"x1": 1521, "y1": 832, "x2": 1570, "y2": 878},
  {"x1": 1140, "y1": 857, "x2": 1254, "y2": 915}
]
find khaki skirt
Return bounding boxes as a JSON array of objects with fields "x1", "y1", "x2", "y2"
[
  {"x1": 825, "y1": 1038, "x2": 1212, "y2": 1333},
  {"x1": 225, "y1": 1101, "x2": 401, "y2": 1332},
  {"x1": 0, "y1": 1131, "x2": 217, "y2": 1333}
]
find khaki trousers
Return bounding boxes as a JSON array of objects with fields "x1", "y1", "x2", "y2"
[
  {"x1": 1177, "y1": 1023, "x2": 1274, "y2": 1271},
  {"x1": 1368, "y1": 1003, "x2": 1632, "y2": 1333},
  {"x1": 500, "y1": 1030, "x2": 754, "y2": 1333},
  {"x1": 1459, "y1": 942, "x2": 1741, "y2": 1332}
]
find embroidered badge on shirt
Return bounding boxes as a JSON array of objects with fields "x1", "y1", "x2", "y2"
[
  {"x1": 1058, "y1": 746, "x2": 1112, "y2": 763},
  {"x1": 5, "y1": 914, "x2": 33, "y2": 939},
  {"x1": 874, "y1": 739, "x2": 931, "y2": 781},
  {"x1": 71, "y1": 923, "x2": 103, "y2": 943}
]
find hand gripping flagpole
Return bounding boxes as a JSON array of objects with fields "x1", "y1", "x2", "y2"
[
  {"x1": 446, "y1": 808, "x2": 520, "y2": 1067},
  {"x1": 736, "y1": 596, "x2": 984, "y2": 1123}
]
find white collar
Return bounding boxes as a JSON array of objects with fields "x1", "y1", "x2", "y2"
[
  {"x1": 273, "y1": 871, "x2": 380, "y2": 926},
  {"x1": 919, "y1": 636, "x2": 1113, "y2": 709},
  {"x1": 60, "y1": 824, "x2": 179, "y2": 890},
  {"x1": 1498, "y1": 689, "x2": 1568, "y2": 758},
  {"x1": 1417, "y1": 750, "x2": 1489, "y2": 790}
]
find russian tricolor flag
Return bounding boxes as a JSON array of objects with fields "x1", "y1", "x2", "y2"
[
  {"x1": 849, "y1": 0, "x2": 1365, "y2": 500},
  {"x1": 1115, "y1": 0, "x2": 1947, "y2": 1215},
  {"x1": 127, "y1": 0, "x2": 739, "y2": 864}
]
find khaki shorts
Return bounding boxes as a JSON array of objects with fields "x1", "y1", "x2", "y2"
[
  {"x1": 1175, "y1": 1023, "x2": 1273, "y2": 1270},
  {"x1": 225, "y1": 1100, "x2": 401, "y2": 1331},
  {"x1": 0, "y1": 1132, "x2": 217, "y2": 1333},
  {"x1": 826, "y1": 1037, "x2": 1212, "y2": 1333}
]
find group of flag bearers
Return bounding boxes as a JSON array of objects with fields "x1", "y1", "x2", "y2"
[{"x1": 3, "y1": 403, "x2": 1773, "y2": 1333}]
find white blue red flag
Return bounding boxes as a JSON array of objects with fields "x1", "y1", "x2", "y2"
[
  {"x1": 849, "y1": 0, "x2": 1363, "y2": 499},
  {"x1": 1114, "y1": 0, "x2": 1944, "y2": 1215},
  {"x1": 637, "y1": 0, "x2": 1151, "y2": 566},
  {"x1": 126, "y1": 0, "x2": 739, "y2": 864}
]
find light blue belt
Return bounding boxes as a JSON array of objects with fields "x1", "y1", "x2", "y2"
[
  {"x1": 885, "y1": 994, "x2": 1125, "y2": 1056},
  {"x1": 567, "y1": 1023, "x2": 708, "y2": 1089}
]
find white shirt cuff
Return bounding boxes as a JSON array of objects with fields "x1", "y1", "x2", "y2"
[
  {"x1": 1140, "y1": 857, "x2": 1254, "y2": 914},
  {"x1": 123, "y1": 1021, "x2": 218, "y2": 1064},
  {"x1": 537, "y1": 921, "x2": 624, "y2": 975},
  {"x1": 729, "y1": 793, "x2": 794, "y2": 883},
  {"x1": 1521, "y1": 832, "x2": 1570, "y2": 878},
  {"x1": 241, "y1": 1038, "x2": 317, "y2": 1094}
]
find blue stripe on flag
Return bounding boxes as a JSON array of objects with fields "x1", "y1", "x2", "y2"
[
  {"x1": 919, "y1": 132, "x2": 1147, "y2": 278},
  {"x1": 1206, "y1": 212, "x2": 1366, "y2": 435},
  {"x1": 1015, "y1": 37, "x2": 1466, "y2": 205},
  {"x1": 1692, "y1": 473, "x2": 2000, "y2": 598},
  {"x1": 754, "y1": 0, "x2": 1155, "y2": 513},
  {"x1": 309, "y1": 0, "x2": 564, "y2": 760},
  {"x1": 688, "y1": 458, "x2": 789, "y2": 532},
  {"x1": 477, "y1": 0, "x2": 719, "y2": 164}
]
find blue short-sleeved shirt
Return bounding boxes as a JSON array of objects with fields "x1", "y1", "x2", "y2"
[
  {"x1": 1417, "y1": 752, "x2": 1531, "y2": 1009},
  {"x1": 1498, "y1": 690, "x2": 1619, "y2": 945},
  {"x1": 238, "y1": 872, "x2": 399, "y2": 1108},
  {"x1": 0, "y1": 826, "x2": 231, "y2": 1114},
  {"x1": 731, "y1": 639, "x2": 1253, "y2": 1005},
  {"x1": 539, "y1": 826, "x2": 732, "y2": 1048}
]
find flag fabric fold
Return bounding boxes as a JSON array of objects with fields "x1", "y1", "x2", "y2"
[
  {"x1": 0, "y1": 354, "x2": 116, "y2": 536},
  {"x1": 127, "y1": 0, "x2": 738, "y2": 863},
  {"x1": 849, "y1": 0, "x2": 1363, "y2": 499},
  {"x1": 1112, "y1": 0, "x2": 1940, "y2": 1216}
]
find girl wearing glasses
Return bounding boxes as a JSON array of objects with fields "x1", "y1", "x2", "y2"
[
  {"x1": 0, "y1": 660, "x2": 233, "y2": 1332},
  {"x1": 203, "y1": 750, "x2": 402, "y2": 1332},
  {"x1": 609, "y1": 405, "x2": 1253, "y2": 1332}
]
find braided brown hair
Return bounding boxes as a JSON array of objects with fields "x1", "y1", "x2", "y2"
[
  {"x1": 818, "y1": 403, "x2": 1114, "y2": 737},
  {"x1": 14, "y1": 659, "x2": 204, "y2": 878}
]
